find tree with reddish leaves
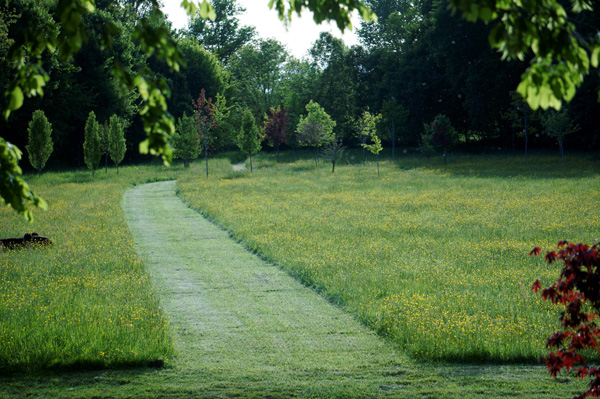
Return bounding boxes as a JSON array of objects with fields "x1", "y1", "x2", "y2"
[
  {"x1": 263, "y1": 107, "x2": 290, "y2": 162},
  {"x1": 192, "y1": 89, "x2": 218, "y2": 177},
  {"x1": 531, "y1": 241, "x2": 600, "y2": 399},
  {"x1": 421, "y1": 114, "x2": 458, "y2": 166}
]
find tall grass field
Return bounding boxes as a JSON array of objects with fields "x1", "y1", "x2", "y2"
[
  {"x1": 0, "y1": 165, "x2": 191, "y2": 372},
  {"x1": 177, "y1": 151, "x2": 600, "y2": 362}
]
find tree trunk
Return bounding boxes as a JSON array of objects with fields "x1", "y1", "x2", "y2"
[
  {"x1": 560, "y1": 138, "x2": 564, "y2": 164},
  {"x1": 525, "y1": 132, "x2": 528, "y2": 162},
  {"x1": 105, "y1": 154, "x2": 108, "y2": 173},
  {"x1": 524, "y1": 109, "x2": 529, "y2": 162},
  {"x1": 443, "y1": 147, "x2": 447, "y2": 166},
  {"x1": 184, "y1": 159, "x2": 190, "y2": 168},
  {"x1": 250, "y1": 154, "x2": 253, "y2": 173},
  {"x1": 376, "y1": 154, "x2": 380, "y2": 176},
  {"x1": 331, "y1": 160, "x2": 335, "y2": 173},
  {"x1": 392, "y1": 119, "x2": 396, "y2": 162},
  {"x1": 512, "y1": 126, "x2": 515, "y2": 154}
]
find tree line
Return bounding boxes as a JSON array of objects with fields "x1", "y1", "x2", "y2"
[{"x1": 2, "y1": 0, "x2": 599, "y2": 177}]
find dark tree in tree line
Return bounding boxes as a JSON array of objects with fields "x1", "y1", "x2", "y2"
[
  {"x1": 297, "y1": 100, "x2": 336, "y2": 166},
  {"x1": 193, "y1": 89, "x2": 218, "y2": 177},
  {"x1": 263, "y1": 107, "x2": 291, "y2": 163},
  {"x1": 237, "y1": 109, "x2": 262, "y2": 173},
  {"x1": 187, "y1": 0, "x2": 256, "y2": 64},
  {"x1": 83, "y1": 111, "x2": 102, "y2": 178},
  {"x1": 321, "y1": 138, "x2": 345, "y2": 173},
  {"x1": 108, "y1": 114, "x2": 127, "y2": 174},
  {"x1": 26, "y1": 110, "x2": 53, "y2": 176},
  {"x1": 172, "y1": 112, "x2": 200, "y2": 168}
]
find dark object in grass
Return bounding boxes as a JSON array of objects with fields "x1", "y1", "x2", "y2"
[
  {"x1": 147, "y1": 359, "x2": 164, "y2": 368},
  {"x1": 0, "y1": 233, "x2": 53, "y2": 250}
]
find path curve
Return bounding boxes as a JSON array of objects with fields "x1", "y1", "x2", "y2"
[{"x1": 122, "y1": 181, "x2": 407, "y2": 396}]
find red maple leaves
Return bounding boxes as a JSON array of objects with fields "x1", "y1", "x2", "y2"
[{"x1": 531, "y1": 240, "x2": 600, "y2": 399}]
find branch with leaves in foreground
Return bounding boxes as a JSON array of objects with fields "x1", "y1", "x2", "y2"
[
  {"x1": 449, "y1": 0, "x2": 598, "y2": 111},
  {"x1": 531, "y1": 241, "x2": 600, "y2": 399}
]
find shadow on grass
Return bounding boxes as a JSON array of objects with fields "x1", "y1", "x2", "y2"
[{"x1": 390, "y1": 151, "x2": 600, "y2": 179}]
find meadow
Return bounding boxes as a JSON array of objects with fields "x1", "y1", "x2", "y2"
[
  {"x1": 0, "y1": 152, "x2": 596, "y2": 397},
  {"x1": 176, "y1": 150, "x2": 600, "y2": 362},
  {"x1": 0, "y1": 164, "x2": 191, "y2": 372}
]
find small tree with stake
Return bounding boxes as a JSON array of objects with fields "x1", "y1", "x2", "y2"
[
  {"x1": 355, "y1": 110, "x2": 381, "y2": 165},
  {"x1": 108, "y1": 115, "x2": 127, "y2": 174},
  {"x1": 541, "y1": 108, "x2": 579, "y2": 164},
  {"x1": 26, "y1": 110, "x2": 53, "y2": 176},
  {"x1": 264, "y1": 107, "x2": 290, "y2": 162},
  {"x1": 296, "y1": 101, "x2": 335, "y2": 166},
  {"x1": 421, "y1": 114, "x2": 457, "y2": 166},
  {"x1": 236, "y1": 109, "x2": 263, "y2": 173},
  {"x1": 531, "y1": 241, "x2": 600, "y2": 399},
  {"x1": 193, "y1": 89, "x2": 217, "y2": 178},
  {"x1": 321, "y1": 138, "x2": 345, "y2": 173},
  {"x1": 98, "y1": 121, "x2": 109, "y2": 173},
  {"x1": 361, "y1": 127, "x2": 383, "y2": 176},
  {"x1": 171, "y1": 112, "x2": 200, "y2": 168},
  {"x1": 83, "y1": 111, "x2": 102, "y2": 178}
]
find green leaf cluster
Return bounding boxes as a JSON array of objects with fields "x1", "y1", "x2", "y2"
[
  {"x1": 269, "y1": 0, "x2": 377, "y2": 31},
  {"x1": 449, "y1": 0, "x2": 598, "y2": 111},
  {"x1": 0, "y1": 137, "x2": 46, "y2": 221}
]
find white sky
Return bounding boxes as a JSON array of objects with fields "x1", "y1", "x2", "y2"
[{"x1": 161, "y1": 0, "x2": 361, "y2": 59}]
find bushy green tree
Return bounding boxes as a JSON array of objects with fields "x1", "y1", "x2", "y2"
[
  {"x1": 83, "y1": 111, "x2": 102, "y2": 178},
  {"x1": 421, "y1": 114, "x2": 458, "y2": 166},
  {"x1": 108, "y1": 115, "x2": 126, "y2": 174},
  {"x1": 236, "y1": 109, "x2": 262, "y2": 173},
  {"x1": 541, "y1": 108, "x2": 579, "y2": 163},
  {"x1": 26, "y1": 110, "x2": 53, "y2": 175},
  {"x1": 171, "y1": 112, "x2": 200, "y2": 168},
  {"x1": 296, "y1": 100, "x2": 336, "y2": 166}
]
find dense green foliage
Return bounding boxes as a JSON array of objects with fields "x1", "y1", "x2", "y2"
[
  {"x1": 26, "y1": 110, "x2": 53, "y2": 174},
  {"x1": 2, "y1": 0, "x2": 600, "y2": 220}
]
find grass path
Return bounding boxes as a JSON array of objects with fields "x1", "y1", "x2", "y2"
[
  {"x1": 122, "y1": 180, "x2": 410, "y2": 397},
  {"x1": 1, "y1": 178, "x2": 585, "y2": 398}
]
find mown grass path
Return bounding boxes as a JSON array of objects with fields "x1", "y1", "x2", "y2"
[{"x1": 122, "y1": 180, "x2": 410, "y2": 397}]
